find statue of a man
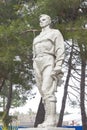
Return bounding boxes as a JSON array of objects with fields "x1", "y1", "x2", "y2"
[{"x1": 33, "y1": 14, "x2": 65, "y2": 127}]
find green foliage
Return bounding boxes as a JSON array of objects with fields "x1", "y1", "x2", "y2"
[
  {"x1": 58, "y1": 16, "x2": 87, "y2": 40},
  {"x1": 2, "y1": 111, "x2": 17, "y2": 130},
  {"x1": 0, "y1": 0, "x2": 35, "y2": 110},
  {"x1": 0, "y1": 112, "x2": 4, "y2": 117},
  {"x1": 0, "y1": 1, "x2": 19, "y2": 25},
  {"x1": 35, "y1": 0, "x2": 81, "y2": 21}
]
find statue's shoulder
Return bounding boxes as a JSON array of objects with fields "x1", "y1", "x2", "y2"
[
  {"x1": 51, "y1": 29, "x2": 61, "y2": 34},
  {"x1": 50, "y1": 29, "x2": 63, "y2": 38}
]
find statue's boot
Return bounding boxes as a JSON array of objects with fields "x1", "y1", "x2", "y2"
[{"x1": 38, "y1": 100, "x2": 57, "y2": 128}]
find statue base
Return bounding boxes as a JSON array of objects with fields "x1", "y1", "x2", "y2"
[{"x1": 23, "y1": 127, "x2": 75, "y2": 130}]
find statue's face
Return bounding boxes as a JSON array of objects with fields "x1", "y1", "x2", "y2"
[{"x1": 39, "y1": 15, "x2": 51, "y2": 28}]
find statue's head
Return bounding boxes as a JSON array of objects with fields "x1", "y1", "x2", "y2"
[{"x1": 39, "y1": 14, "x2": 51, "y2": 28}]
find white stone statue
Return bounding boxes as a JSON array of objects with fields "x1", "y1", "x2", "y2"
[{"x1": 33, "y1": 14, "x2": 65, "y2": 127}]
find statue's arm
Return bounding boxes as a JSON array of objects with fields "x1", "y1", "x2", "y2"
[
  {"x1": 51, "y1": 30, "x2": 65, "y2": 83},
  {"x1": 51, "y1": 30, "x2": 65, "y2": 79},
  {"x1": 54, "y1": 31, "x2": 65, "y2": 72}
]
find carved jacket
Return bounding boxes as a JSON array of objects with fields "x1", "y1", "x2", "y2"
[{"x1": 33, "y1": 28, "x2": 65, "y2": 71}]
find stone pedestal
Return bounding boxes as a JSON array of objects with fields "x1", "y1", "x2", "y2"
[{"x1": 21, "y1": 128, "x2": 75, "y2": 130}]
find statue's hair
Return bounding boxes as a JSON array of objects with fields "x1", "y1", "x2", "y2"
[{"x1": 39, "y1": 14, "x2": 51, "y2": 24}]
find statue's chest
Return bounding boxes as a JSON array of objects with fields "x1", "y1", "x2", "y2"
[{"x1": 34, "y1": 32, "x2": 54, "y2": 45}]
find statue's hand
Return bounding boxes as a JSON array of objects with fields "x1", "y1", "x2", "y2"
[
  {"x1": 51, "y1": 70, "x2": 57, "y2": 79},
  {"x1": 51, "y1": 69, "x2": 64, "y2": 86},
  {"x1": 51, "y1": 69, "x2": 63, "y2": 79}
]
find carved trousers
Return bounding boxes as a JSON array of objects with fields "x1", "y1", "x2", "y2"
[{"x1": 33, "y1": 55, "x2": 57, "y2": 102}]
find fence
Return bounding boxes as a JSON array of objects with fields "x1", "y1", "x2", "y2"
[
  {"x1": 0, "y1": 125, "x2": 82, "y2": 130},
  {"x1": 0, "y1": 126, "x2": 18, "y2": 130},
  {"x1": 64, "y1": 126, "x2": 82, "y2": 130}
]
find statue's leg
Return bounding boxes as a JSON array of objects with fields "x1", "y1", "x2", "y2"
[
  {"x1": 33, "y1": 60, "x2": 45, "y2": 127},
  {"x1": 33, "y1": 60, "x2": 43, "y2": 96},
  {"x1": 38, "y1": 99, "x2": 57, "y2": 127},
  {"x1": 38, "y1": 65, "x2": 57, "y2": 127}
]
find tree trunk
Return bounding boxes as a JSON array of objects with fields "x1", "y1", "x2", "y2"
[
  {"x1": 79, "y1": 43, "x2": 87, "y2": 130},
  {"x1": 0, "y1": 78, "x2": 5, "y2": 92},
  {"x1": 34, "y1": 97, "x2": 45, "y2": 127},
  {"x1": 2, "y1": 81, "x2": 13, "y2": 130},
  {"x1": 80, "y1": 50, "x2": 87, "y2": 130},
  {"x1": 57, "y1": 43, "x2": 74, "y2": 126}
]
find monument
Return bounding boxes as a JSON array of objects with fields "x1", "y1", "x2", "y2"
[{"x1": 32, "y1": 14, "x2": 75, "y2": 130}]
